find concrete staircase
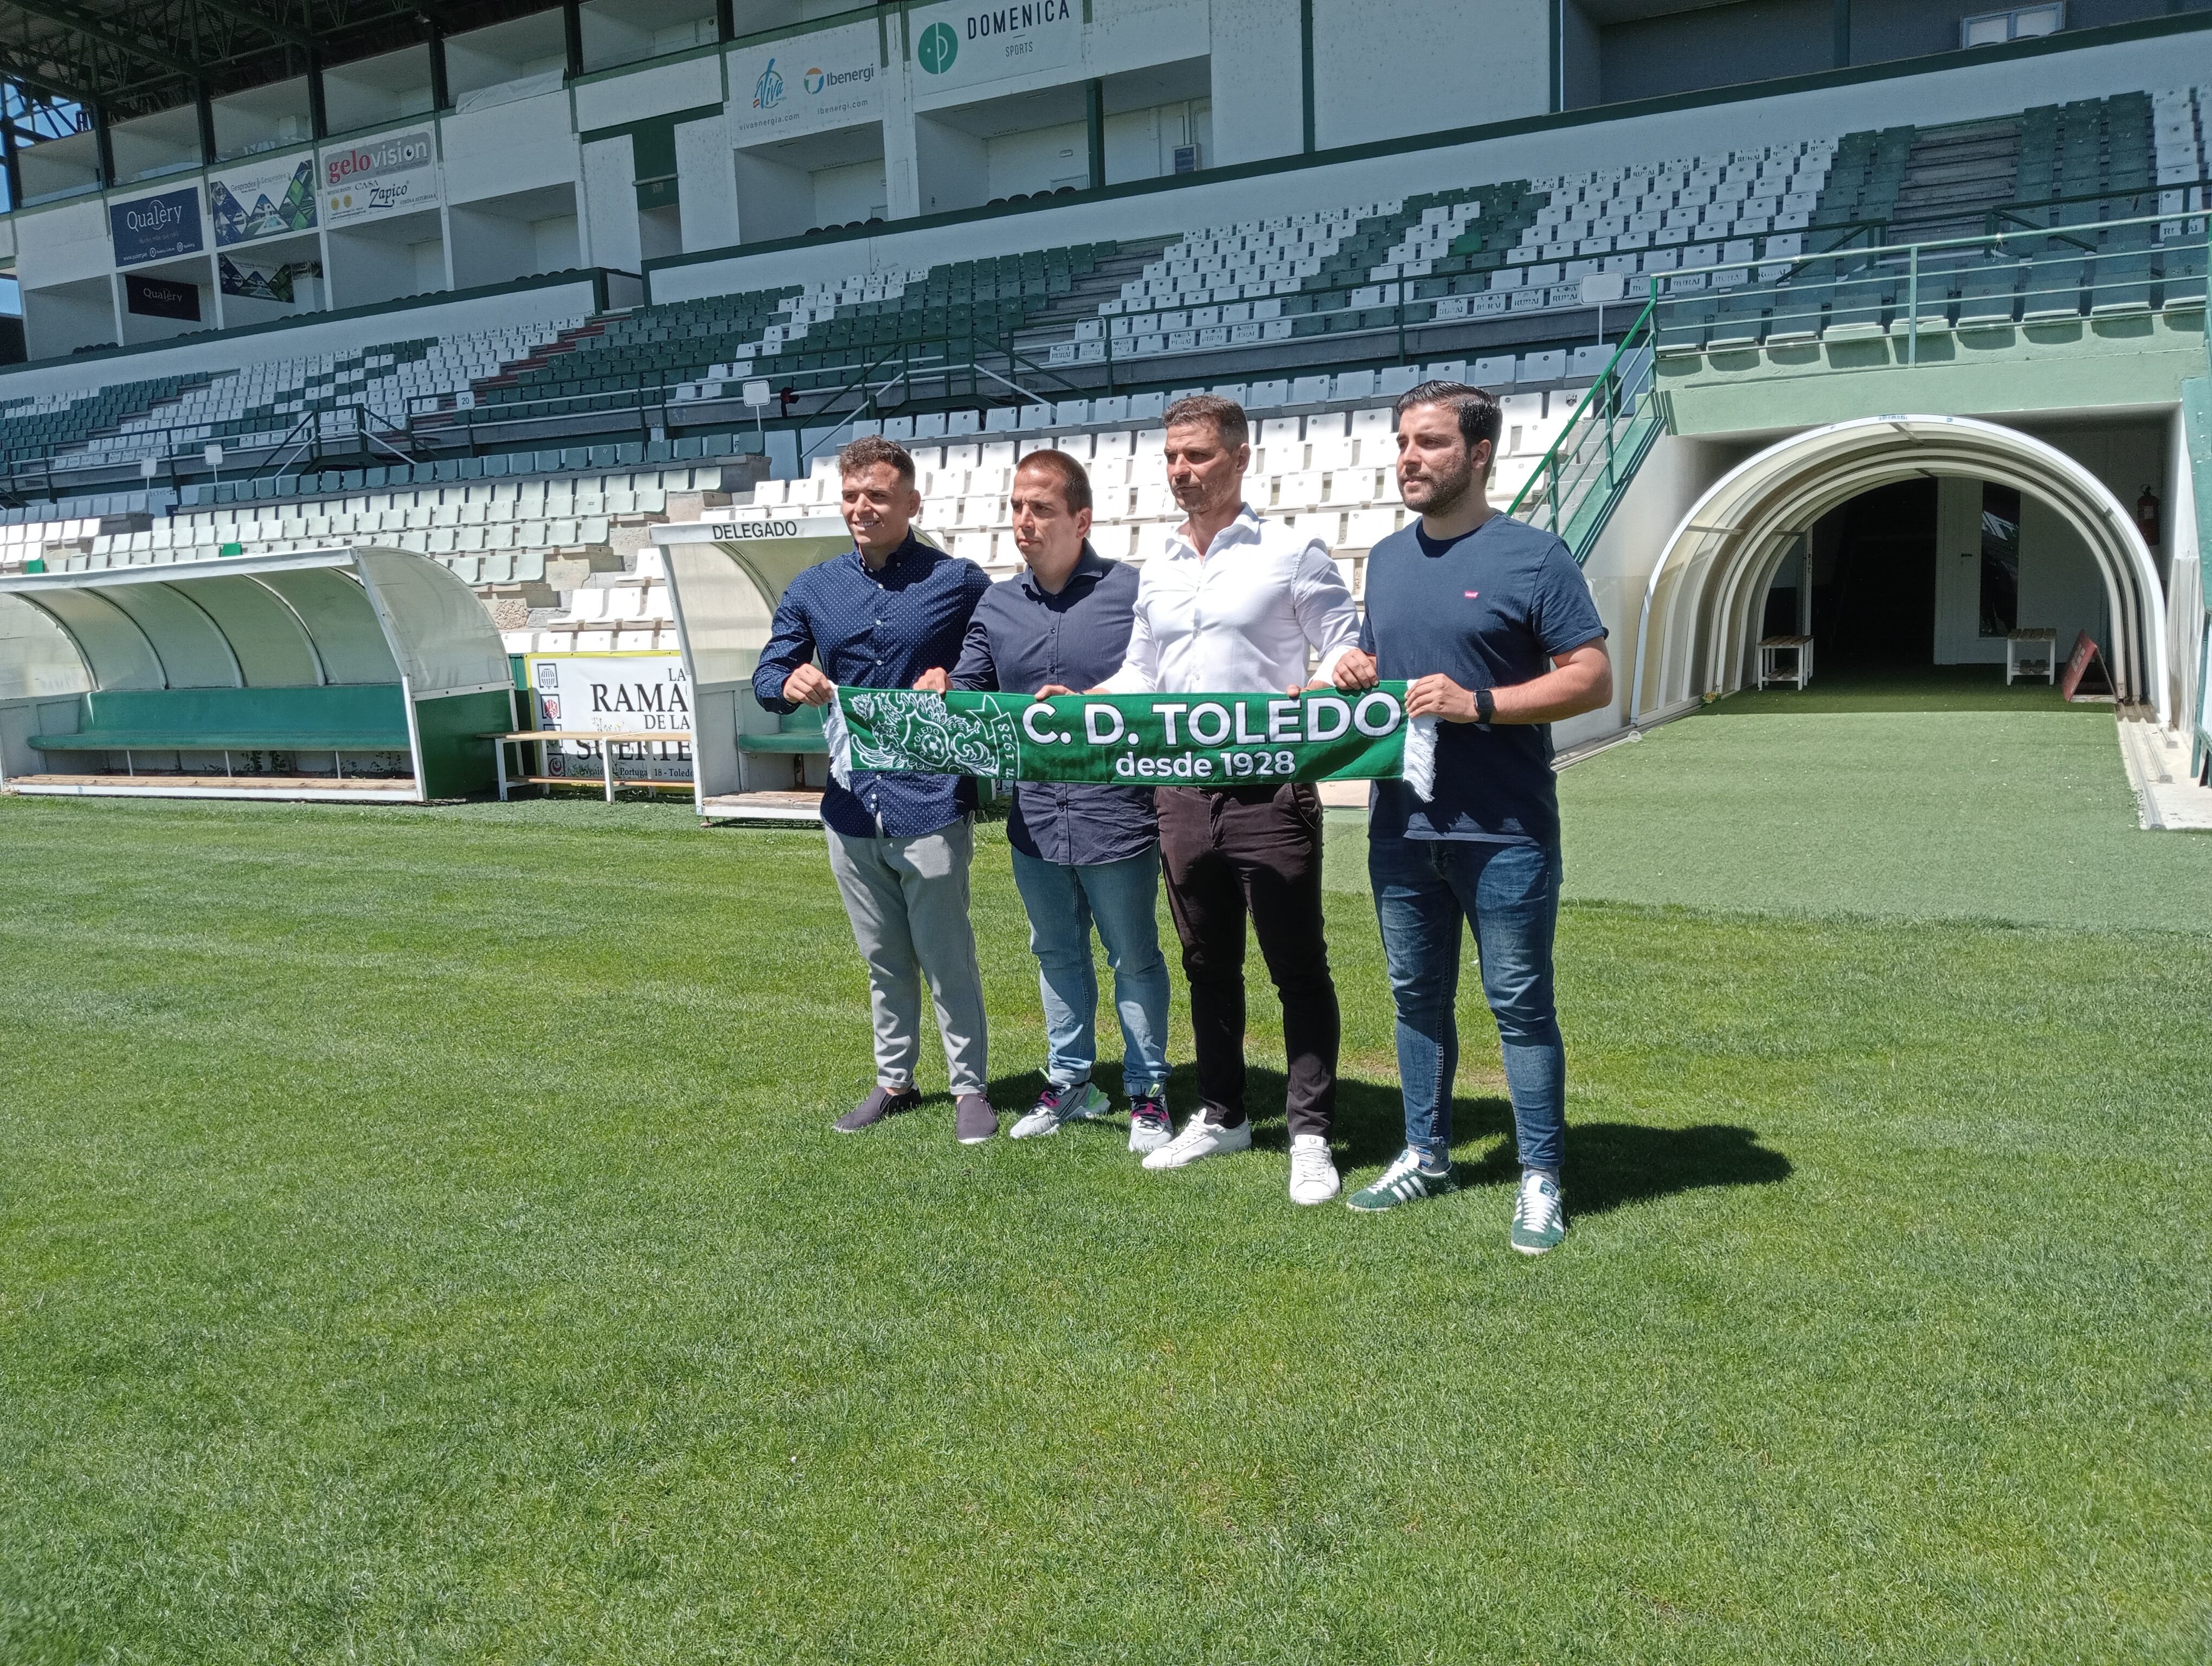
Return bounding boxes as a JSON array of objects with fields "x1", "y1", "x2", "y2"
[{"x1": 1887, "y1": 118, "x2": 2021, "y2": 244}]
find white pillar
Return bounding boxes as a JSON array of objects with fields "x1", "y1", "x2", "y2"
[
  {"x1": 676, "y1": 113, "x2": 739, "y2": 253},
  {"x1": 881, "y1": 10, "x2": 921, "y2": 221},
  {"x1": 581, "y1": 134, "x2": 642, "y2": 273}
]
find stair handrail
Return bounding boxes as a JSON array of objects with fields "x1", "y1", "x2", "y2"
[{"x1": 1504, "y1": 292, "x2": 1660, "y2": 560}]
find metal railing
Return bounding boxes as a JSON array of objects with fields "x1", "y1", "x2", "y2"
[
  {"x1": 1504, "y1": 296, "x2": 1661, "y2": 561},
  {"x1": 1648, "y1": 208, "x2": 2208, "y2": 361}
]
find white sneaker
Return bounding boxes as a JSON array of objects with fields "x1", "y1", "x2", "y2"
[
  {"x1": 1287, "y1": 1133, "x2": 1341, "y2": 1205},
  {"x1": 1510, "y1": 1170, "x2": 1567, "y2": 1255},
  {"x1": 1009, "y1": 1080, "x2": 1107, "y2": 1139},
  {"x1": 1140, "y1": 1111, "x2": 1252, "y2": 1170},
  {"x1": 1127, "y1": 1092, "x2": 1174, "y2": 1155}
]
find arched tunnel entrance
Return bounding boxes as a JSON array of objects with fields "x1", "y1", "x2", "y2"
[{"x1": 1632, "y1": 416, "x2": 2168, "y2": 723}]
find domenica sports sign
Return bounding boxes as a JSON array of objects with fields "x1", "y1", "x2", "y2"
[{"x1": 825, "y1": 685, "x2": 1437, "y2": 794}]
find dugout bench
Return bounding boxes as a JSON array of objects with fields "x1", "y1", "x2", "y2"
[
  {"x1": 0, "y1": 547, "x2": 513, "y2": 803},
  {"x1": 653, "y1": 512, "x2": 895, "y2": 823}
]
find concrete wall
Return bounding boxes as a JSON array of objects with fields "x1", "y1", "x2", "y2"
[
  {"x1": 1599, "y1": 0, "x2": 1833, "y2": 107},
  {"x1": 1206, "y1": 0, "x2": 1302, "y2": 165},
  {"x1": 1310, "y1": 0, "x2": 1552, "y2": 150}
]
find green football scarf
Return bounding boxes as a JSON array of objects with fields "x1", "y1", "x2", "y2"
[{"x1": 823, "y1": 685, "x2": 1435, "y2": 797}]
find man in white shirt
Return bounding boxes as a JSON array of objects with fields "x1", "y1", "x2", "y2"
[{"x1": 1100, "y1": 394, "x2": 1362, "y2": 1204}]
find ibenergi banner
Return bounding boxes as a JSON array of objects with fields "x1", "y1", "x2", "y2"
[
  {"x1": 825, "y1": 685, "x2": 1435, "y2": 796},
  {"x1": 731, "y1": 21, "x2": 884, "y2": 144}
]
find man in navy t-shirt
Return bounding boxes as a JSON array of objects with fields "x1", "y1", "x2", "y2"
[{"x1": 1331, "y1": 381, "x2": 1612, "y2": 1253}]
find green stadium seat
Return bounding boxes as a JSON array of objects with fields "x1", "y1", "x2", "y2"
[
  {"x1": 2022, "y1": 252, "x2": 2086, "y2": 320},
  {"x1": 2161, "y1": 246, "x2": 2208, "y2": 311},
  {"x1": 737, "y1": 704, "x2": 827, "y2": 754}
]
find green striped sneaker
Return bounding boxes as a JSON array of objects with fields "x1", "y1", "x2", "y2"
[
  {"x1": 1510, "y1": 1170, "x2": 1566, "y2": 1255},
  {"x1": 1346, "y1": 1149, "x2": 1458, "y2": 1212}
]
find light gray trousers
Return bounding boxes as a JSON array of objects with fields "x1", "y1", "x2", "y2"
[{"x1": 825, "y1": 816, "x2": 989, "y2": 1095}]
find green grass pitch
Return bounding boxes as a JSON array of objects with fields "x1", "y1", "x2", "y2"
[{"x1": 3, "y1": 681, "x2": 2209, "y2": 1662}]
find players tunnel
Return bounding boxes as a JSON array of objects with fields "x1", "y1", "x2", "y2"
[{"x1": 1629, "y1": 415, "x2": 2170, "y2": 723}]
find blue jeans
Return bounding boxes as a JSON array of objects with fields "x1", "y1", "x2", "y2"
[
  {"x1": 1008, "y1": 847, "x2": 1172, "y2": 1099},
  {"x1": 1368, "y1": 834, "x2": 1565, "y2": 1174}
]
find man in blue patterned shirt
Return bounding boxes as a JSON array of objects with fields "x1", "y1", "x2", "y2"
[
  {"x1": 914, "y1": 448, "x2": 1174, "y2": 1156},
  {"x1": 753, "y1": 436, "x2": 997, "y2": 1144}
]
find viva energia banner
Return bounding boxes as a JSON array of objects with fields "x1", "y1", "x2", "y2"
[{"x1": 826, "y1": 685, "x2": 1436, "y2": 795}]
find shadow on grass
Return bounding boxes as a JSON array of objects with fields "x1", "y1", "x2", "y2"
[
  {"x1": 1694, "y1": 666, "x2": 2098, "y2": 717},
  {"x1": 983, "y1": 1063, "x2": 1791, "y2": 1220}
]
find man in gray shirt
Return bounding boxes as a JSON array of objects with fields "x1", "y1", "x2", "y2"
[{"x1": 915, "y1": 449, "x2": 1173, "y2": 1152}]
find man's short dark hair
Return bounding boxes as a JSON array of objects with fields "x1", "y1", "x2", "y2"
[
  {"x1": 1394, "y1": 381, "x2": 1503, "y2": 459},
  {"x1": 1163, "y1": 393, "x2": 1250, "y2": 451},
  {"x1": 837, "y1": 434, "x2": 916, "y2": 484},
  {"x1": 1014, "y1": 447, "x2": 1092, "y2": 514}
]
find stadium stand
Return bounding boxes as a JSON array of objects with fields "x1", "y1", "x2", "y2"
[
  {"x1": 1, "y1": 15, "x2": 2207, "y2": 806},
  {"x1": 0, "y1": 96, "x2": 2173, "y2": 508}
]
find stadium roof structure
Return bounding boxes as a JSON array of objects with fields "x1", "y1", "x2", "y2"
[{"x1": 0, "y1": 0, "x2": 556, "y2": 121}]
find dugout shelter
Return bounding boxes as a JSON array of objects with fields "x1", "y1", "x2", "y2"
[
  {"x1": 655, "y1": 511, "x2": 921, "y2": 823},
  {"x1": 0, "y1": 548, "x2": 513, "y2": 803}
]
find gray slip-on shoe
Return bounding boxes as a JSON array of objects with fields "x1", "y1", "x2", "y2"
[
  {"x1": 954, "y1": 1093, "x2": 998, "y2": 1145},
  {"x1": 837, "y1": 1086, "x2": 919, "y2": 1133}
]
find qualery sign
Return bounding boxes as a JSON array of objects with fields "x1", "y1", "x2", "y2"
[
  {"x1": 109, "y1": 187, "x2": 203, "y2": 268},
  {"x1": 730, "y1": 21, "x2": 884, "y2": 144},
  {"x1": 909, "y1": 0, "x2": 1081, "y2": 96},
  {"x1": 209, "y1": 155, "x2": 317, "y2": 246},
  {"x1": 321, "y1": 129, "x2": 439, "y2": 227}
]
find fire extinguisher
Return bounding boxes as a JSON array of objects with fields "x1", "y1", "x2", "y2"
[{"x1": 2137, "y1": 485, "x2": 2162, "y2": 548}]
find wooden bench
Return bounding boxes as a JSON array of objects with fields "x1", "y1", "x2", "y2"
[
  {"x1": 487, "y1": 729, "x2": 695, "y2": 803},
  {"x1": 1757, "y1": 635, "x2": 1814, "y2": 690},
  {"x1": 2007, "y1": 628, "x2": 2059, "y2": 685}
]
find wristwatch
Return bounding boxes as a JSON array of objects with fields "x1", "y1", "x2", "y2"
[{"x1": 1475, "y1": 687, "x2": 1496, "y2": 729}]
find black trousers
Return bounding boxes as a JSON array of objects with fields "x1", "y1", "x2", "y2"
[{"x1": 1156, "y1": 783, "x2": 1339, "y2": 1139}]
